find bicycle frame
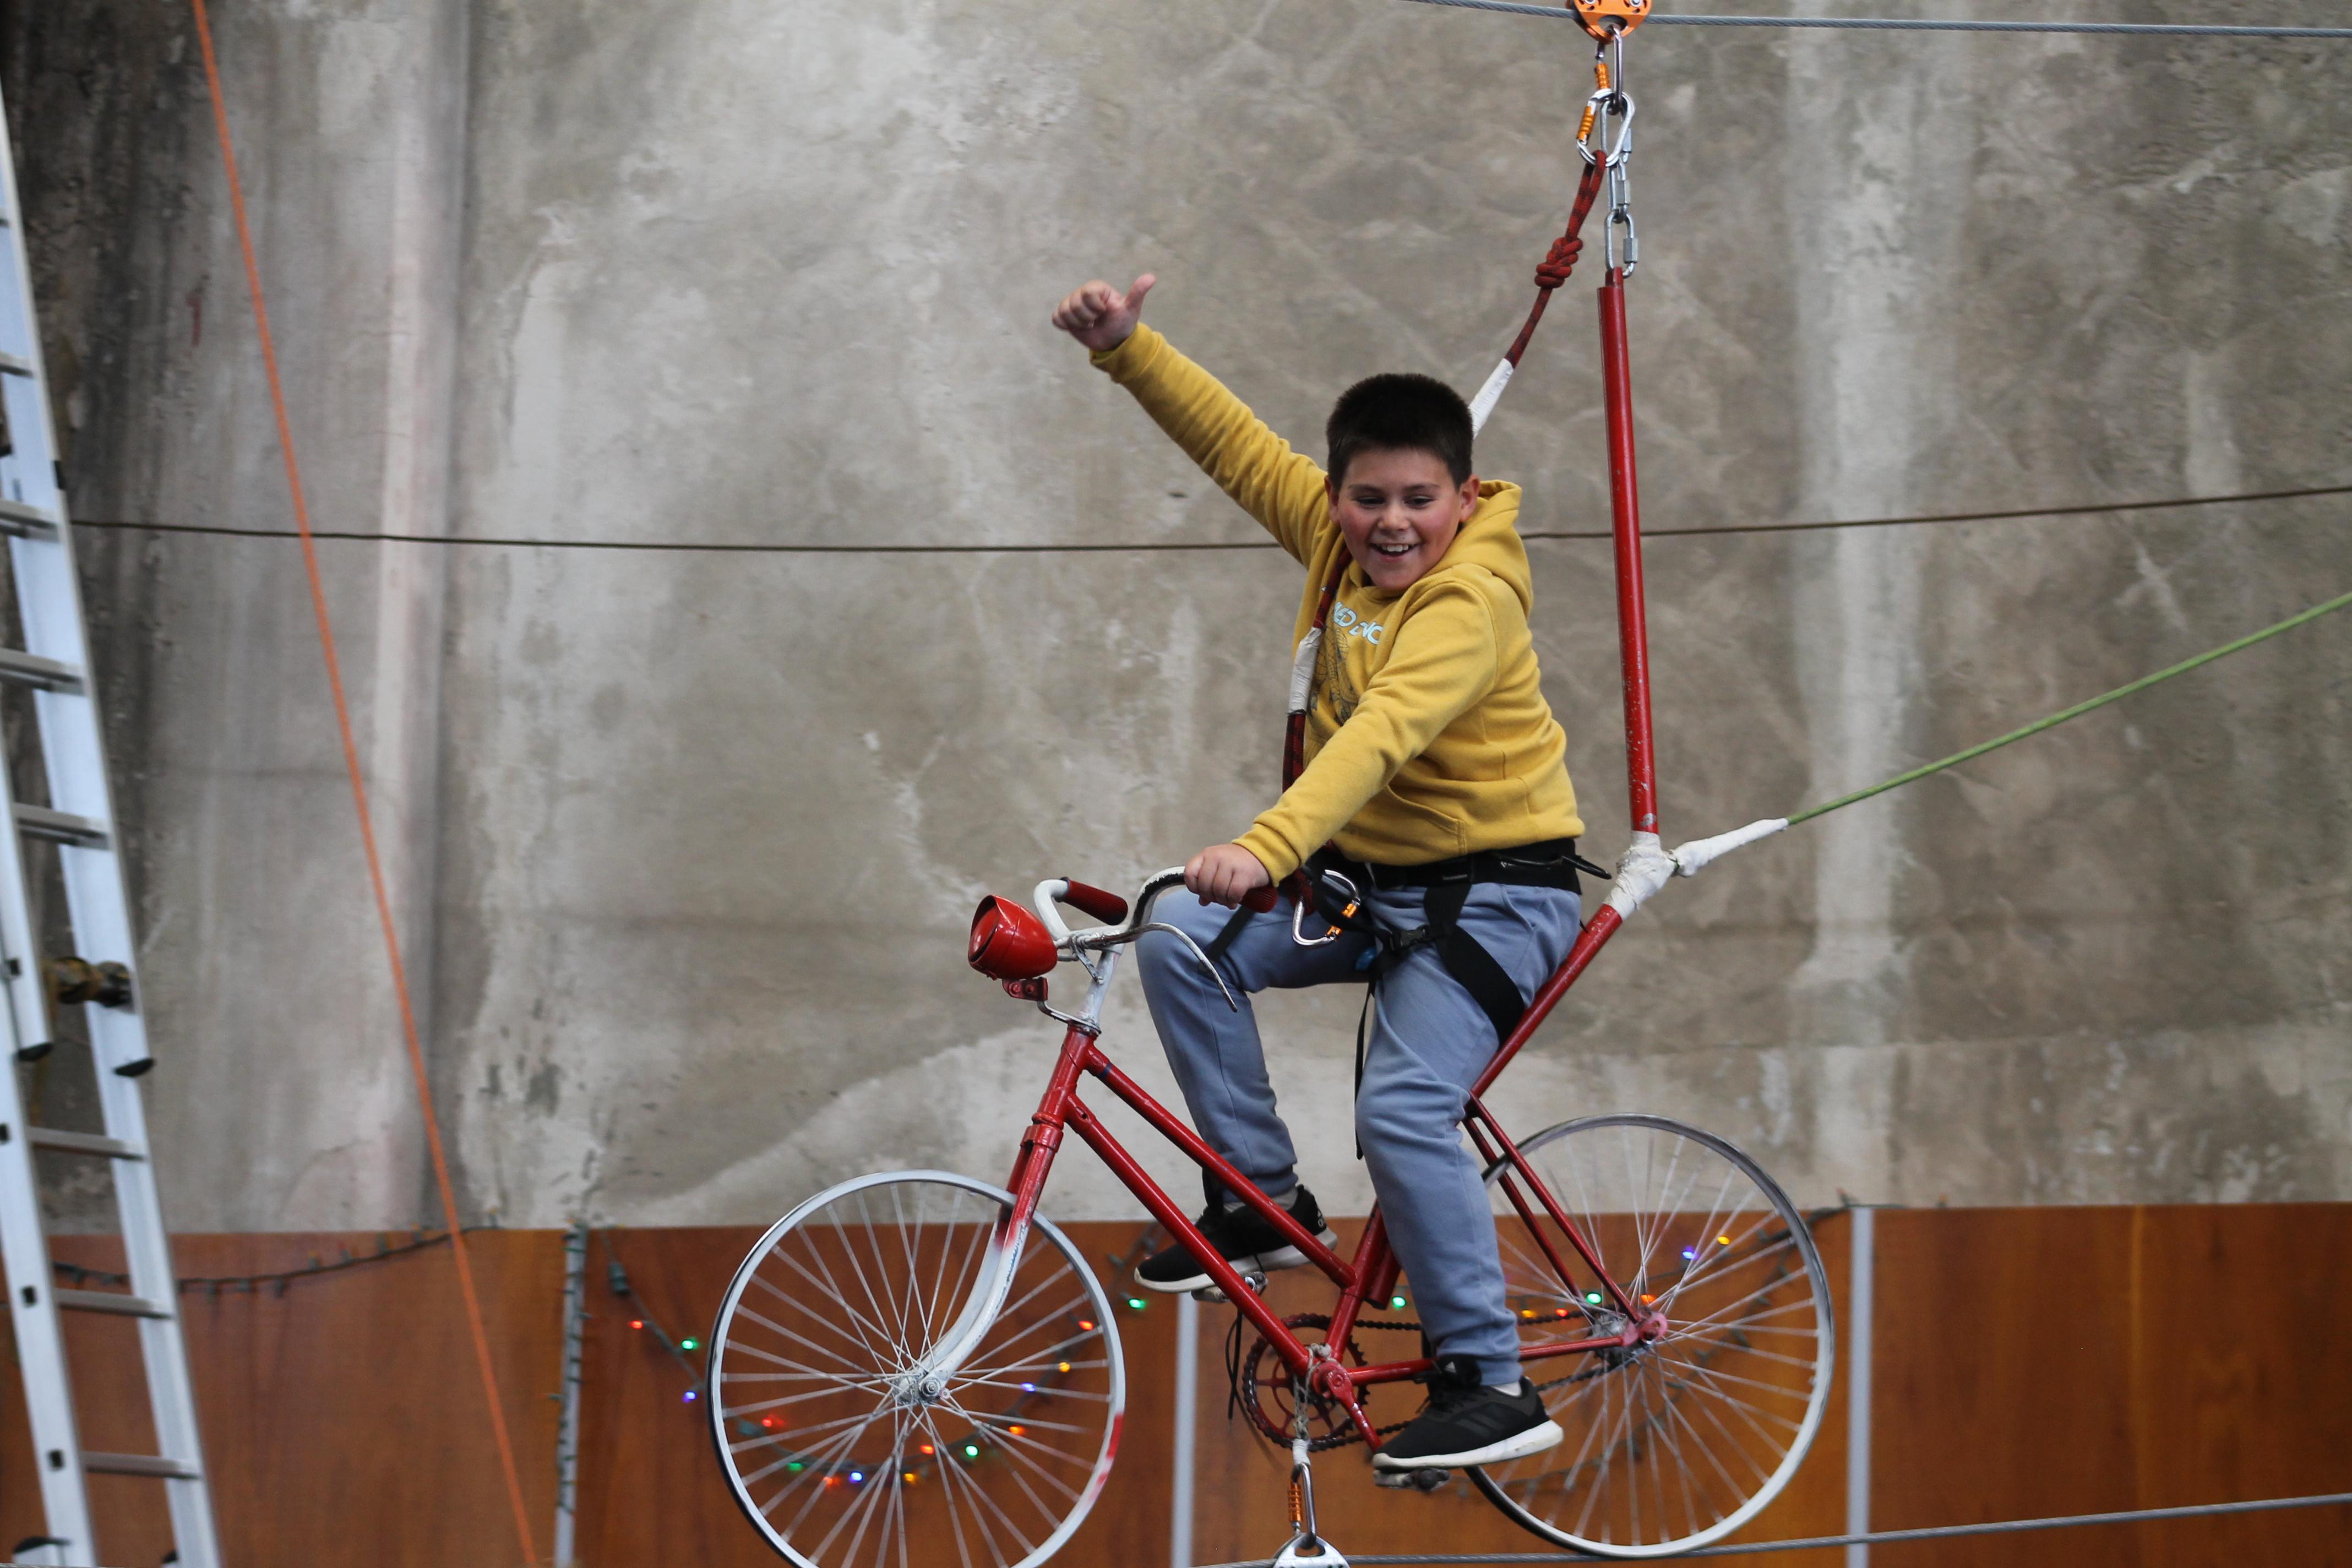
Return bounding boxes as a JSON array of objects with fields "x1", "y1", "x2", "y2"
[{"x1": 937, "y1": 271, "x2": 1670, "y2": 1452}]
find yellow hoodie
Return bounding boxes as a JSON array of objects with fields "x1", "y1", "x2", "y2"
[{"x1": 1095, "y1": 325, "x2": 1583, "y2": 881}]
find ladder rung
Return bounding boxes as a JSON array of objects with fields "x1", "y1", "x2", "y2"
[
  {"x1": 0, "y1": 497, "x2": 59, "y2": 539},
  {"x1": 0, "y1": 351, "x2": 33, "y2": 377},
  {"x1": 55, "y1": 1288, "x2": 172, "y2": 1320},
  {"x1": 25, "y1": 1127, "x2": 144, "y2": 1159},
  {"x1": 83, "y1": 1451, "x2": 200, "y2": 1480},
  {"x1": 15, "y1": 804, "x2": 108, "y2": 848},
  {"x1": 0, "y1": 648, "x2": 83, "y2": 692}
]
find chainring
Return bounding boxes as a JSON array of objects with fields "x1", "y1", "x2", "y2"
[{"x1": 1235, "y1": 1312, "x2": 1398, "y2": 1452}]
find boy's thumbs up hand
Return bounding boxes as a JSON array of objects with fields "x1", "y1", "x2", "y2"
[{"x1": 1052, "y1": 273, "x2": 1156, "y2": 353}]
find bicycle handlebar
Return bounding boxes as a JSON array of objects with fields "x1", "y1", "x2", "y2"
[{"x1": 1031, "y1": 869, "x2": 1280, "y2": 950}]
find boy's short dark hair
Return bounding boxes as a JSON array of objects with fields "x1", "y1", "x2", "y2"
[{"x1": 1326, "y1": 373, "x2": 1474, "y2": 487}]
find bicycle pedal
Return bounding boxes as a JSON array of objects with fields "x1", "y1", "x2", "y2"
[
  {"x1": 1373, "y1": 1467, "x2": 1450, "y2": 1492},
  {"x1": 1192, "y1": 1269, "x2": 1267, "y2": 1305}
]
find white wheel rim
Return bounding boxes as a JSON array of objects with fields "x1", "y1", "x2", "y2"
[
  {"x1": 709, "y1": 1170, "x2": 1126, "y2": 1568},
  {"x1": 1476, "y1": 1116, "x2": 1834, "y2": 1557}
]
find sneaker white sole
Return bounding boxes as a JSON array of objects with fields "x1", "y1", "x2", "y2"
[
  {"x1": 1131, "y1": 1230, "x2": 1338, "y2": 1295},
  {"x1": 1371, "y1": 1417, "x2": 1562, "y2": 1472}
]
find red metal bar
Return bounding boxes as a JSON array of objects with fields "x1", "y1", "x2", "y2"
[
  {"x1": 1598, "y1": 270, "x2": 1660, "y2": 838},
  {"x1": 1083, "y1": 1050, "x2": 1354, "y2": 1286},
  {"x1": 1060, "y1": 1097, "x2": 1320, "y2": 1377},
  {"x1": 999, "y1": 1021, "x2": 1101, "y2": 1221},
  {"x1": 1471, "y1": 1096, "x2": 1643, "y2": 1319},
  {"x1": 1353, "y1": 1332, "x2": 1629, "y2": 1388},
  {"x1": 1471, "y1": 903, "x2": 1624, "y2": 1096}
]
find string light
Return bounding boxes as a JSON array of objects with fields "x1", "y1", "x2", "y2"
[
  {"x1": 1125, "y1": 1296, "x2": 1148, "y2": 1311},
  {"x1": 1585, "y1": 1292, "x2": 1603, "y2": 1305},
  {"x1": 1390, "y1": 1294, "x2": 1408, "y2": 1310}
]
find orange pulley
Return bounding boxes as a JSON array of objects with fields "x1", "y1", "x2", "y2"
[{"x1": 1566, "y1": 0, "x2": 1649, "y2": 39}]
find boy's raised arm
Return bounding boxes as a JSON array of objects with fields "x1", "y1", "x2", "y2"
[{"x1": 1053, "y1": 274, "x2": 1331, "y2": 562}]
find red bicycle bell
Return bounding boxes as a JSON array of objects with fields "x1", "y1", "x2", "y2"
[{"x1": 968, "y1": 896, "x2": 1057, "y2": 982}]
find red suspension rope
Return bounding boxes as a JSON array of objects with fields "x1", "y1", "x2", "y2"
[{"x1": 187, "y1": 4, "x2": 540, "y2": 1559}]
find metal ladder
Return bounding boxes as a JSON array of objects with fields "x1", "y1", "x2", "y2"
[{"x1": 0, "y1": 85, "x2": 222, "y2": 1568}]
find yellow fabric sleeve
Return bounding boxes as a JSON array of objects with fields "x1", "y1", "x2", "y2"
[
  {"x1": 1234, "y1": 582, "x2": 1500, "y2": 881},
  {"x1": 1092, "y1": 324, "x2": 1331, "y2": 563}
]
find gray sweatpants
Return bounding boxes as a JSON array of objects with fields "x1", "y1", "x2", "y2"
[{"x1": 1136, "y1": 880, "x2": 1581, "y2": 1385}]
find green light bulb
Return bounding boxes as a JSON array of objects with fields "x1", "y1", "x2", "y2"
[
  {"x1": 1389, "y1": 1295, "x2": 1407, "y2": 1310},
  {"x1": 680, "y1": 1337, "x2": 700, "y2": 1351},
  {"x1": 1585, "y1": 1292, "x2": 1603, "y2": 1305},
  {"x1": 962, "y1": 1444, "x2": 980, "y2": 1459}
]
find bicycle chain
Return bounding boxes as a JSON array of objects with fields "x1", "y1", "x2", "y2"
[{"x1": 1233, "y1": 1311, "x2": 1425, "y2": 1452}]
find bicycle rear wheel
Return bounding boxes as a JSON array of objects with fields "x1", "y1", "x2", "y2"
[
  {"x1": 1473, "y1": 1114, "x2": 1833, "y2": 1558},
  {"x1": 707, "y1": 1170, "x2": 1124, "y2": 1568}
]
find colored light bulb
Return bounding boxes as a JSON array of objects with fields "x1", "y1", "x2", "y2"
[
  {"x1": 681, "y1": 1337, "x2": 700, "y2": 1351},
  {"x1": 963, "y1": 1444, "x2": 980, "y2": 1459},
  {"x1": 1585, "y1": 1292, "x2": 1603, "y2": 1305},
  {"x1": 1390, "y1": 1295, "x2": 1407, "y2": 1310}
]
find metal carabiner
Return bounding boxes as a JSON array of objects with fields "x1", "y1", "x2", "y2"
[
  {"x1": 1576, "y1": 29, "x2": 1636, "y2": 170},
  {"x1": 1605, "y1": 164, "x2": 1638, "y2": 276},
  {"x1": 1290, "y1": 869, "x2": 1362, "y2": 948}
]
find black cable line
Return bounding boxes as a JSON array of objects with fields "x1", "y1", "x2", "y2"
[
  {"x1": 1401, "y1": 0, "x2": 2352, "y2": 39},
  {"x1": 66, "y1": 481, "x2": 2348, "y2": 557},
  {"x1": 1191, "y1": 1486, "x2": 2352, "y2": 1564}
]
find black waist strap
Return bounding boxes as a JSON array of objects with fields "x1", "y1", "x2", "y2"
[{"x1": 1308, "y1": 837, "x2": 1607, "y2": 894}]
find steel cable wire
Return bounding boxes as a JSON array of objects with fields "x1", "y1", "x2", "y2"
[
  {"x1": 66, "y1": 481, "x2": 2350, "y2": 555},
  {"x1": 1190, "y1": 1485, "x2": 2352, "y2": 1564},
  {"x1": 1399, "y1": 0, "x2": 2352, "y2": 39}
]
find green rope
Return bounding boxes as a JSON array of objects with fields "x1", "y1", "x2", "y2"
[{"x1": 1787, "y1": 587, "x2": 2352, "y2": 826}]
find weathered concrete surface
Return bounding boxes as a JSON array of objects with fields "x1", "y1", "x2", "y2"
[{"x1": 4, "y1": 0, "x2": 2348, "y2": 1231}]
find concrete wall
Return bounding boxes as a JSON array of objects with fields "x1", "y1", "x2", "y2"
[{"x1": 4, "y1": 0, "x2": 2347, "y2": 1233}]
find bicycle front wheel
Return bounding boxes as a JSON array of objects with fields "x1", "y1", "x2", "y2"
[
  {"x1": 1474, "y1": 1114, "x2": 1834, "y2": 1558},
  {"x1": 707, "y1": 1170, "x2": 1125, "y2": 1568}
]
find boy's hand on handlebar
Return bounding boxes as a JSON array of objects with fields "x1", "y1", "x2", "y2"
[
  {"x1": 1184, "y1": 843, "x2": 1272, "y2": 908},
  {"x1": 1051, "y1": 274, "x2": 1155, "y2": 353}
]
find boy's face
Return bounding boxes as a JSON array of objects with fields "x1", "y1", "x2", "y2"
[{"x1": 1327, "y1": 448, "x2": 1479, "y2": 592}]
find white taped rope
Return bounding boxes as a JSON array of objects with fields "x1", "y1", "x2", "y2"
[
  {"x1": 1287, "y1": 628, "x2": 1323, "y2": 712},
  {"x1": 1467, "y1": 357, "x2": 1514, "y2": 434},
  {"x1": 1670, "y1": 816, "x2": 1787, "y2": 877},
  {"x1": 1602, "y1": 831, "x2": 1676, "y2": 921}
]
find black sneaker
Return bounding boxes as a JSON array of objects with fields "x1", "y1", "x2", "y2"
[
  {"x1": 1371, "y1": 1355, "x2": 1562, "y2": 1472},
  {"x1": 1132, "y1": 1185, "x2": 1337, "y2": 1294}
]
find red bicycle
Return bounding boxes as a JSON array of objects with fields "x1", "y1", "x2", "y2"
[
  {"x1": 706, "y1": 863, "x2": 1831, "y2": 1564},
  {"x1": 708, "y1": 265, "x2": 1832, "y2": 1563}
]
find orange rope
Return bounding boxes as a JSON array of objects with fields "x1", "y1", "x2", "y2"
[{"x1": 187, "y1": 4, "x2": 540, "y2": 1559}]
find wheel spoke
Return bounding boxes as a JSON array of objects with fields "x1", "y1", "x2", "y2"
[
  {"x1": 710, "y1": 1176, "x2": 1122, "y2": 1568},
  {"x1": 1476, "y1": 1117, "x2": 1831, "y2": 1555}
]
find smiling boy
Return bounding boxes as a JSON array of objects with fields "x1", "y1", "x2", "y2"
[{"x1": 1052, "y1": 273, "x2": 1588, "y2": 1471}]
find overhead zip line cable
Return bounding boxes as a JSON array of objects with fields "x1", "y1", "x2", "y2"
[
  {"x1": 70, "y1": 480, "x2": 2350, "y2": 555},
  {"x1": 1398, "y1": 0, "x2": 2352, "y2": 39},
  {"x1": 187, "y1": 2, "x2": 540, "y2": 1560}
]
